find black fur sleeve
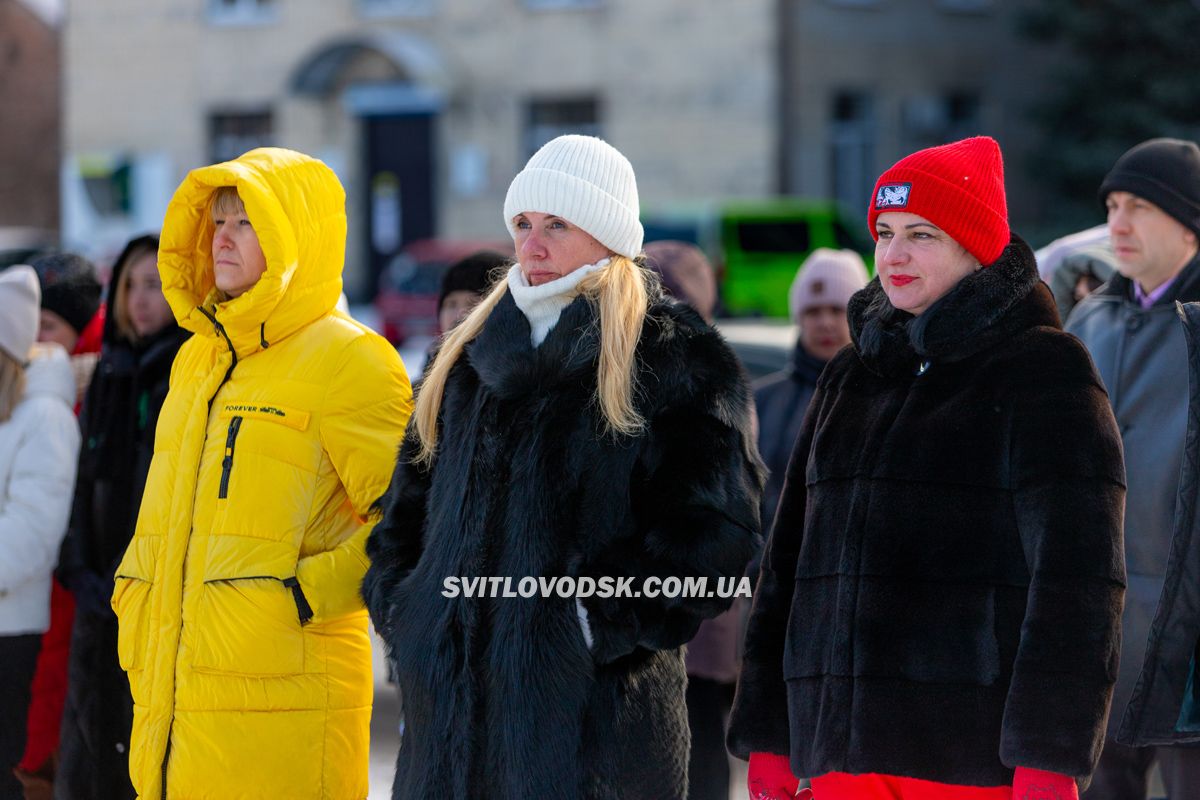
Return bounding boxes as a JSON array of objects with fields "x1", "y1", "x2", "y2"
[
  {"x1": 362, "y1": 426, "x2": 431, "y2": 637},
  {"x1": 999, "y1": 334, "x2": 1126, "y2": 779},
  {"x1": 580, "y1": 314, "x2": 764, "y2": 663},
  {"x1": 726, "y1": 398, "x2": 816, "y2": 760}
]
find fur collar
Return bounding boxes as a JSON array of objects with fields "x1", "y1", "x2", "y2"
[
  {"x1": 465, "y1": 290, "x2": 601, "y2": 399},
  {"x1": 848, "y1": 235, "x2": 1058, "y2": 377}
]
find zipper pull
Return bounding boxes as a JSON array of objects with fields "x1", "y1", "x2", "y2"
[{"x1": 283, "y1": 577, "x2": 314, "y2": 625}]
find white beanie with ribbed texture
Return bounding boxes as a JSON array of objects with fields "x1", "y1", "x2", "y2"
[
  {"x1": 0, "y1": 265, "x2": 40, "y2": 362},
  {"x1": 503, "y1": 135, "x2": 644, "y2": 259}
]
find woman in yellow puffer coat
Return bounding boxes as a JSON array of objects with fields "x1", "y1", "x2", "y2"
[{"x1": 111, "y1": 148, "x2": 413, "y2": 800}]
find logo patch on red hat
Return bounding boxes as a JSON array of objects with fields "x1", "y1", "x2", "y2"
[{"x1": 875, "y1": 183, "x2": 911, "y2": 209}]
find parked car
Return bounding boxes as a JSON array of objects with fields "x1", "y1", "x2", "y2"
[
  {"x1": 715, "y1": 318, "x2": 794, "y2": 380},
  {"x1": 642, "y1": 199, "x2": 871, "y2": 319},
  {"x1": 374, "y1": 239, "x2": 512, "y2": 345}
]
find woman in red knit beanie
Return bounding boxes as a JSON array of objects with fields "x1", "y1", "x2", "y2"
[{"x1": 729, "y1": 137, "x2": 1126, "y2": 799}]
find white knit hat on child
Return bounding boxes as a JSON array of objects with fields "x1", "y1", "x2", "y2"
[
  {"x1": 503, "y1": 135, "x2": 644, "y2": 259},
  {"x1": 0, "y1": 265, "x2": 41, "y2": 362},
  {"x1": 788, "y1": 248, "x2": 869, "y2": 321}
]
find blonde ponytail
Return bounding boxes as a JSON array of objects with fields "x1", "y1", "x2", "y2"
[
  {"x1": 576, "y1": 255, "x2": 652, "y2": 437},
  {"x1": 411, "y1": 256, "x2": 656, "y2": 466}
]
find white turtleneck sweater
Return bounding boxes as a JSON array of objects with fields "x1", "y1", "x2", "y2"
[{"x1": 506, "y1": 259, "x2": 609, "y2": 347}]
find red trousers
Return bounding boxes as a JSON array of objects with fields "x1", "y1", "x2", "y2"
[
  {"x1": 19, "y1": 579, "x2": 74, "y2": 772},
  {"x1": 810, "y1": 773, "x2": 1011, "y2": 799}
]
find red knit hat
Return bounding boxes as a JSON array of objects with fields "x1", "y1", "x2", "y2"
[{"x1": 867, "y1": 136, "x2": 1010, "y2": 267}]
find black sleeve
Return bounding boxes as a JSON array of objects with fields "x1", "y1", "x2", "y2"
[
  {"x1": 999, "y1": 341, "x2": 1126, "y2": 777},
  {"x1": 726, "y1": 395, "x2": 818, "y2": 760},
  {"x1": 580, "y1": 333, "x2": 765, "y2": 664},
  {"x1": 362, "y1": 426, "x2": 431, "y2": 637},
  {"x1": 56, "y1": 379, "x2": 99, "y2": 588}
]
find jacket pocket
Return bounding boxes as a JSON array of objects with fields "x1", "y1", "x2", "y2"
[
  {"x1": 113, "y1": 574, "x2": 153, "y2": 671},
  {"x1": 191, "y1": 575, "x2": 306, "y2": 675},
  {"x1": 112, "y1": 536, "x2": 159, "y2": 673},
  {"x1": 190, "y1": 536, "x2": 307, "y2": 676}
]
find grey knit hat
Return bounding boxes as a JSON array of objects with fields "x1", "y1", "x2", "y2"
[
  {"x1": 0, "y1": 265, "x2": 41, "y2": 361},
  {"x1": 503, "y1": 135, "x2": 644, "y2": 258}
]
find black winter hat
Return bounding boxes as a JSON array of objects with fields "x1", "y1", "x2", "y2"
[
  {"x1": 1100, "y1": 138, "x2": 1200, "y2": 238},
  {"x1": 30, "y1": 252, "x2": 102, "y2": 335},
  {"x1": 438, "y1": 251, "x2": 508, "y2": 311}
]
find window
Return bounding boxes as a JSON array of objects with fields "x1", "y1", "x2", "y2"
[
  {"x1": 829, "y1": 91, "x2": 875, "y2": 218},
  {"x1": 78, "y1": 155, "x2": 133, "y2": 218},
  {"x1": 208, "y1": 0, "x2": 277, "y2": 26},
  {"x1": 358, "y1": 0, "x2": 435, "y2": 17},
  {"x1": 523, "y1": 0, "x2": 602, "y2": 9},
  {"x1": 902, "y1": 91, "x2": 982, "y2": 149},
  {"x1": 209, "y1": 111, "x2": 274, "y2": 164},
  {"x1": 524, "y1": 97, "x2": 601, "y2": 160},
  {"x1": 736, "y1": 221, "x2": 811, "y2": 254}
]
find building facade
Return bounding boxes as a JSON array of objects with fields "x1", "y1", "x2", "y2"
[
  {"x1": 779, "y1": 0, "x2": 1055, "y2": 239},
  {"x1": 63, "y1": 0, "x2": 776, "y2": 299},
  {"x1": 1, "y1": 0, "x2": 61, "y2": 234}
]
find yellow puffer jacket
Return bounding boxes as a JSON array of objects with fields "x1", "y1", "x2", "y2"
[{"x1": 112, "y1": 148, "x2": 412, "y2": 799}]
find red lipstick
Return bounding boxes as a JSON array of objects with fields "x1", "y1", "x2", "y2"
[{"x1": 890, "y1": 275, "x2": 916, "y2": 287}]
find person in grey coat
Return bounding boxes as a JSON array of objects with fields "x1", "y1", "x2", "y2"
[{"x1": 1066, "y1": 137, "x2": 1200, "y2": 798}]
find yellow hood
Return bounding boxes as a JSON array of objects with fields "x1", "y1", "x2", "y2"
[{"x1": 158, "y1": 147, "x2": 346, "y2": 358}]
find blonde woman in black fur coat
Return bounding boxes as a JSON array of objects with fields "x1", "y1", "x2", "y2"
[
  {"x1": 730, "y1": 137, "x2": 1126, "y2": 800},
  {"x1": 363, "y1": 135, "x2": 764, "y2": 800}
]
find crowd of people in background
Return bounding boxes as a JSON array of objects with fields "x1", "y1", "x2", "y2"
[{"x1": 2, "y1": 131, "x2": 1200, "y2": 800}]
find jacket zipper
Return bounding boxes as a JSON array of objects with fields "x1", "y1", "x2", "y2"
[
  {"x1": 161, "y1": 734, "x2": 170, "y2": 799},
  {"x1": 217, "y1": 416, "x2": 242, "y2": 499}
]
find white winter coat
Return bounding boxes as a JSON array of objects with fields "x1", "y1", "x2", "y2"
[{"x1": 0, "y1": 345, "x2": 80, "y2": 635}]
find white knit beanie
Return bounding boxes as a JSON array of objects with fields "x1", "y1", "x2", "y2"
[
  {"x1": 0, "y1": 265, "x2": 41, "y2": 362},
  {"x1": 788, "y1": 248, "x2": 869, "y2": 321},
  {"x1": 503, "y1": 135, "x2": 643, "y2": 258}
]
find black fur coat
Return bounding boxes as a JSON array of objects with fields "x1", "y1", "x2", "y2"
[
  {"x1": 363, "y1": 290, "x2": 763, "y2": 800},
  {"x1": 728, "y1": 237, "x2": 1126, "y2": 788}
]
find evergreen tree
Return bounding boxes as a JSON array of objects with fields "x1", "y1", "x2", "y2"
[{"x1": 1019, "y1": 0, "x2": 1200, "y2": 230}]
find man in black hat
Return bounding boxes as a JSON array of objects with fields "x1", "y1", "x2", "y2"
[{"x1": 1067, "y1": 138, "x2": 1200, "y2": 799}]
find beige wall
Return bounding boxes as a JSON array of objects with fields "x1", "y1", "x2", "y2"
[{"x1": 64, "y1": 0, "x2": 777, "y2": 293}]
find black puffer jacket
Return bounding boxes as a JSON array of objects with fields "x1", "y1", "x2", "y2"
[
  {"x1": 55, "y1": 236, "x2": 189, "y2": 800},
  {"x1": 729, "y1": 237, "x2": 1126, "y2": 788},
  {"x1": 364, "y1": 291, "x2": 763, "y2": 800}
]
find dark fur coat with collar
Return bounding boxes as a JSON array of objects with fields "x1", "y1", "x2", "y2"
[
  {"x1": 728, "y1": 237, "x2": 1126, "y2": 789},
  {"x1": 363, "y1": 290, "x2": 764, "y2": 800}
]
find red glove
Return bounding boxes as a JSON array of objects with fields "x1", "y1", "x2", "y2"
[
  {"x1": 748, "y1": 752, "x2": 809, "y2": 799},
  {"x1": 1013, "y1": 766, "x2": 1078, "y2": 800}
]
